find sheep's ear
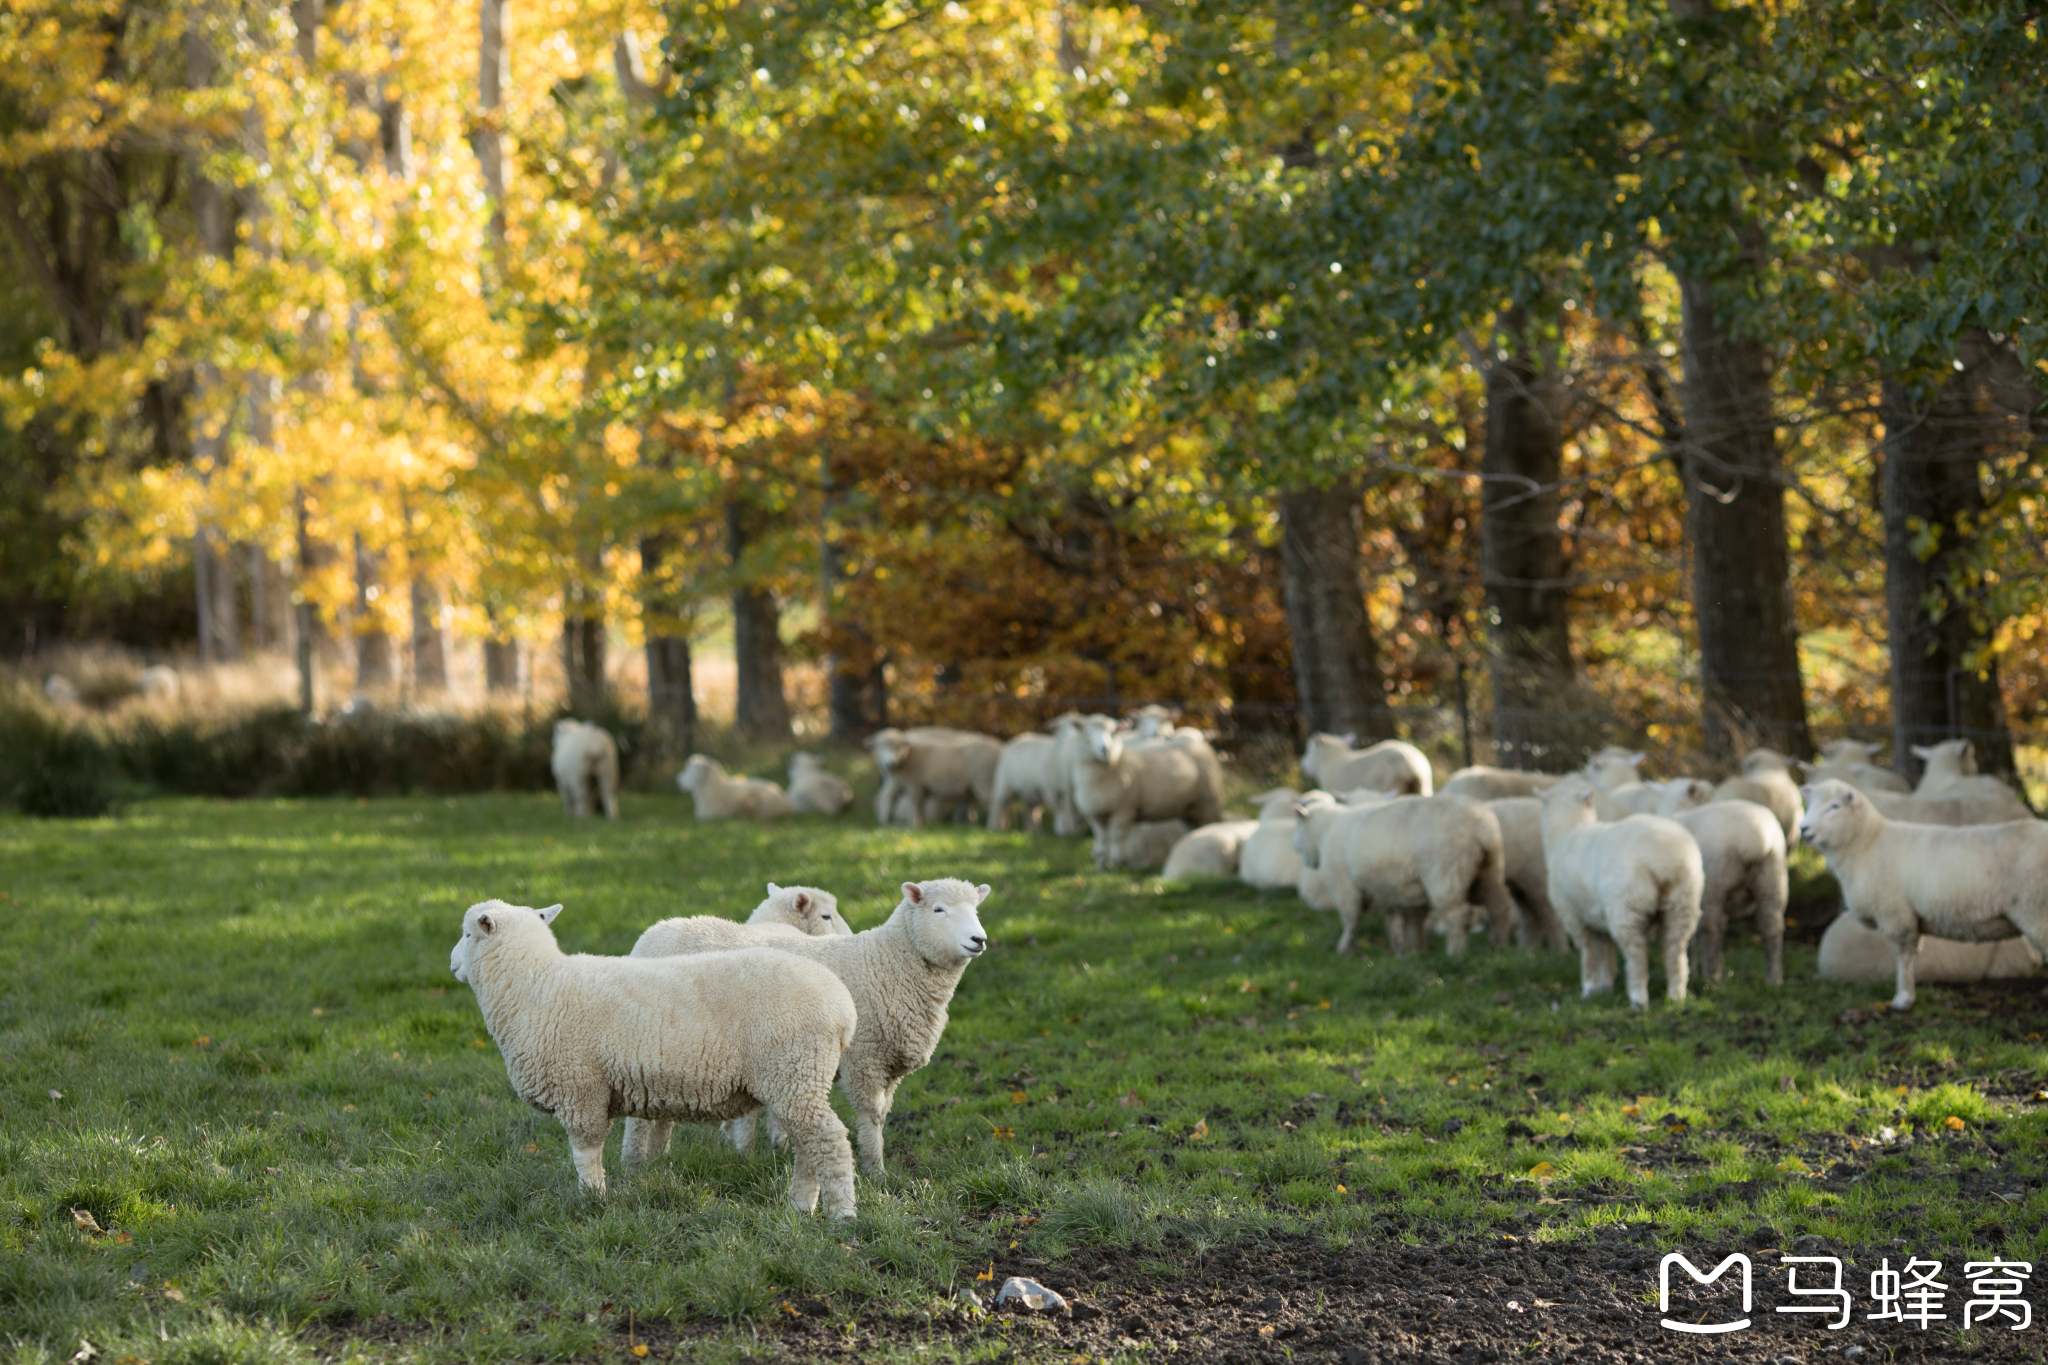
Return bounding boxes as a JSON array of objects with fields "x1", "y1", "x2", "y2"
[
  {"x1": 1799, "y1": 784, "x2": 1815, "y2": 800},
  {"x1": 767, "y1": 881, "x2": 782, "y2": 896},
  {"x1": 973, "y1": 883, "x2": 992, "y2": 904},
  {"x1": 1910, "y1": 744, "x2": 1931, "y2": 758},
  {"x1": 1292, "y1": 802, "x2": 1312, "y2": 820},
  {"x1": 793, "y1": 891, "x2": 811, "y2": 912},
  {"x1": 1962, "y1": 740, "x2": 1975, "y2": 760},
  {"x1": 1628, "y1": 752, "x2": 1646, "y2": 767},
  {"x1": 475, "y1": 913, "x2": 494, "y2": 935},
  {"x1": 1339, "y1": 732, "x2": 1357, "y2": 746},
  {"x1": 536, "y1": 904, "x2": 563, "y2": 925},
  {"x1": 902, "y1": 882, "x2": 924, "y2": 905}
]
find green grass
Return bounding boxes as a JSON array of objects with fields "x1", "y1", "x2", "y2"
[{"x1": 4, "y1": 794, "x2": 2048, "y2": 1362}]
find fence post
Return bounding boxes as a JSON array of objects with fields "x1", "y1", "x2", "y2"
[{"x1": 1455, "y1": 659, "x2": 1473, "y2": 771}]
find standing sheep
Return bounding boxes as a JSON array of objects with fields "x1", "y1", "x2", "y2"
[
  {"x1": 1238, "y1": 789, "x2": 1309, "y2": 891},
  {"x1": 869, "y1": 727, "x2": 1002, "y2": 827},
  {"x1": 1300, "y1": 733, "x2": 1434, "y2": 796},
  {"x1": 1663, "y1": 799, "x2": 1788, "y2": 985},
  {"x1": 987, "y1": 733, "x2": 1064, "y2": 832},
  {"x1": 1128, "y1": 703, "x2": 1178, "y2": 738},
  {"x1": 1443, "y1": 766, "x2": 1564, "y2": 801},
  {"x1": 1711, "y1": 748, "x2": 1804, "y2": 845},
  {"x1": 1162, "y1": 819, "x2": 1260, "y2": 880},
  {"x1": 1865, "y1": 784, "x2": 2033, "y2": 826},
  {"x1": 552, "y1": 720, "x2": 620, "y2": 819},
  {"x1": 1909, "y1": 738, "x2": 2030, "y2": 809},
  {"x1": 1487, "y1": 797, "x2": 1569, "y2": 952},
  {"x1": 788, "y1": 753, "x2": 854, "y2": 815},
  {"x1": 1539, "y1": 778, "x2": 1704, "y2": 1009},
  {"x1": 1069, "y1": 716, "x2": 1225, "y2": 868},
  {"x1": 1046, "y1": 713, "x2": 1097, "y2": 836},
  {"x1": 1293, "y1": 791, "x2": 1516, "y2": 956},
  {"x1": 449, "y1": 900, "x2": 858, "y2": 1212},
  {"x1": 676, "y1": 755, "x2": 793, "y2": 820},
  {"x1": 1803, "y1": 739, "x2": 1911, "y2": 794},
  {"x1": 1799, "y1": 779, "x2": 2048, "y2": 1011},
  {"x1": 624, "y1": 878, "x2": 992, "y2": 1174}
]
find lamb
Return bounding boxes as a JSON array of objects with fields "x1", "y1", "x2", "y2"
[
  {"x1": 987, "y1": 732, "x2": 1065, "y2": 832},
  {"x1": 1068, "y1": 715, "x2": 1225, "y2": 868},
  {"x1": 1662, "y1": 800, "x2": 1787, "y2": 985},
  {"x1": 1114, "y1": 818, "x2": 1194, "y2": 871},
  {"x1": 135, "y1": 664, "x2": 180, "y2": 702},
  {"x1": 1162, "y1": 819, "x2": 1261, "y2": 879},
  {"x1": 1441, "y1": 766, "x2": 1564, "y2": 801},
  {"x1": 787, "y1": 753, "x2": 854, "y2": 815},
  {"x1": 1128, "y1": 703, "x2": 1178, "y2": 739},
  {"x1": 869, "y1": 727, "x2": 1002, "y2": 827},
  {"x1": 449, "y1": 900, "x2": 858, "y2": 1212},
  {"x1": 676, "y1": 754, "x2": 792, "y2": 820},
  {"x1": 552, "y1": 720, "x2": 620, "y2": 819},
  {"x1": 623, "y1": 878, "x2": 991, "y2": 1174},
  {"x1": 1539, "y1": 778, "x2": 1704, "y2": 1009},
  {"x1": 1293, "y1": 790, "x2": 1515, "y2": 956},
  {"x1": 1908, "y1": 738, "x2": 2029, "y2": 808},
  {"x1": 1300, "y1": 733, "x2": 1434, "y2": 796},
  {"x1": 1799, "y1": 779, "x2": 2048, "y2": 1011},
  {"x1": 1487, "y1": 797, "x2": 1569, "y2": 952},
  {"x1": 1238, "y1": 789, "x2": 1308, "y2": 891},
  {"x1": 1711, "y1": 748, "x2": 1804, "y2": 845},
  {"x1": 750, "y1": 882, "x2": 854, "y2": 936},
  {"x1": 1803, "y1": 739, "x2": 1910, "y2": 794},
  {"x1": 1817, "y1": 913, "x2": 2042, "y2": 984}
]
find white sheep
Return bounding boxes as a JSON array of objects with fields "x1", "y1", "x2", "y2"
[
  {"x1": 1069, "y1": 716, "x2": 1225, "y2": 868},
  {"x1": 624, "y1": 878, "x2": 991, "y2": 1174},
  {"x1": 1864, "y1": 784, "x2": 2033, "y2": 826},
  {"x1": 1442, "y1": 766, "x2": 1564, "y2": 801},
  {"x1": 1803, "y1": 739, "x2": 1911, "y2": 794},
  {"x1": 1111, "y1": 818, "x2": 1193, "y2": 871},
  {"x1": 1817, "y1": 913, "x2": 2042, "y2": 984},
  {"x1": 676, "y1": 754, "x2": 792, "y2": 820},
  {"x1": 987, "y1": 733, "x2": 1064, "y2": 832},
  {"x1": 42, "y1": 673, "x2": 80, "y2": 707},
  {"x1": 1162, "y1": 819, "x2": 1260, "y2": 879},
  {"x1": 449, "y1": 900, "x2": 858, "y2": 1212},
  {"x1": 1238, "y1": 789, "x2": 1308, "y2": 892},
  {"x1": 787, "y1": 753, "x2": 853, "y2": 815},
  {"x1": 1908, "y1": 738, "x2": 2030, "y2": 809},
  {"x1": 1539, "y1": 778, "x2": 1704, "y2": 1009},
  {"x1": 1584, "y1": 749, "x2": 1654, "y2": 821},
  {"x1": 1663, "y1": 799, "x2": 1787, "y2": 985},
  {"x1": 869, "y1": 727, "x2": 1002, "y2": 827},
  {"x1": 1711, "y1": 748, "x2": 1804, "y2": 845},
  {"x1": 1300, "y1": 732, "x2": 1434, "y2": 796},
  {"x1": 1045, "y1": 712, "x2": 1096, "y2": 836},
  {"x1": 1128, "y1": 703, "x2": 1178, "y2": 738},
  {"x1": 1800, "y1": 779, "x2": 2048, "y2": 1011},
  {"x1": 1293, "y1": 791, "x2": 1515, "y2": 956},
  {"x1": 552, "y1": 720, "x2": 620, "y2": 819},
  {"x1": 135, "y1": 664, "x2": 180, "y2": 702},
  {"x1": 1487, "y1": 796, "x2": 1569, "y2": 952}
]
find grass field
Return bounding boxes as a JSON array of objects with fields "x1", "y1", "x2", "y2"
[{"x1": 4, "y1": 794, "x2": 2048, "y2": 1364}]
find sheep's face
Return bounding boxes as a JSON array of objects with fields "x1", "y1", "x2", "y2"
[
  {"x1": 1910, "y1": 738, "x2": 1976, "y2": 776},
  {"x1": 900, "y1": 879, "x2": 992, "y2": 965},
  {"x1": 1082, "y1": 717, "x2": 1123, "y2": 765},
  {"x1": 1820, "y1": 739, "x2": 1883, "y2": 766},
  {"x1": 1583, "y1": 752, "x2": 1644, "y2": 790},
  {"x1": 1741, "y1": 748, "x2": 1790, "y2": 777},
  {"x1": 451, "y1": 900, "x2": 562, "y2": 983},
  {"x1": 1656, "y1": 778, "x2": 1713, "y2": 816},
  {"x1": 870, "y1": 731, "x2": 911, "y2": 770},
  {"x1": 1797, "y1": 780, "x2": 1864, "y2": 848},
  {"x1": 1540, "y1": 776, "x2": 1598, "y2": 832},
  {"x1": 1131, "y1": 705, "x2": 1176, "y2": 740},
  {"x1": 1290, "y1": 795, "x2": 1339, "y2": 867},
  {"x1": 790, "y1": 753, "x2": 824, "y2": 777},
  {"x1": 759, "y1": 883, "x2": 853, "y2": 937},
  {"x1": 676, "y1": 755, "x2": 717, "y2": 794}
]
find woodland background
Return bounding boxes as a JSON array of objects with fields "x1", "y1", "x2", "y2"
[{"x1": 2, "y1": 0, "x2": 2045, "y2": 785}]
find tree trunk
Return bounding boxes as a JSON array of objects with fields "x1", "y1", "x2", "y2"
[
  {"x1": 1277, "y1": 483, "x2": 1386, "y2": 738},
  {"x1": 1882, "y1": 363, "x2": 2016, "y2": 785},
  {"x1": 562, "y1": 587, "x2": 607, "y2": 715},
  {"x1": 639, "y1": 532, "x2": 697, "y2": 755},
  {"x1": 821, "y1": 473, "x2": 886, "y2": 741},
  {"x1": 728, "y1": 500, "x2": 793, "y2": 741},
  {"x1": 484, "y1": 635, "x2": 521, "y2": 693},
  {"x1": 1675, "y1": 274, "x2": 1811, "y2": 760},
  {"x1": 475, "y1": 0, "x2": 509, "y2": 277},
  {"x1": 353, "y1": 534, "x2": 394, "y2": 692},
  {"x1": 1480, "y1": 311, "x2": 1575, "y2": 768},
  {"x1": 410, "y1": 577, "x2": 447, "y2": 692}
]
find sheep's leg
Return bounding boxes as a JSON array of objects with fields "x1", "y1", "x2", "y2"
[
  {"x1": 1105, "y1": 812, "x2": 1137, "y2": 870},
  {"x1": 1579, "y1": 930, "x2": 1614, "y2": 997},
  {"x1": 1619, "y1": 923, "x2": 1653, "y2": 1010},
  {"x1": 564, "y1": 1114, "x2": 612, "y2": 1194},
  {"x1": 1660, "y1": 913, "x2": 1691, "y2": 1006},
  {"x1": 783, "y1": 1105, "x2": 856, "y2": 1220},
  {"x1": 1332, "y1": 879, "x2": 1365, "y2": 955},
  {"x1": 903, "y1": 780, "x2": 928, "y2": 828},
  {"x1": 1888, "y1": 928, "x2": 1921, "y2": 1012},
  {"x1": 839, "y1": 1062, "x2": 897, "y2": 1175},
  {"x1": 1754, "y1": 873, "x2": 1786, "y2": 987},
  {"x1": 785, "y1": 1130, "x2": 822, "y2": 1215},
  {"x1": 600, "y1": 776, "x2": 618, "y2": 820},
  {"x1": 621, "y1": 1117, "x2": 674, "y2": 1167},
  {"x1": 725, "y1": 1111, "x2": 757, "y2": 1153}
]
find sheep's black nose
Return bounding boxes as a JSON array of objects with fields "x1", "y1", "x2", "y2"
[{"x1": 968, "y1": 934, "x2": 987, "y2": 953}]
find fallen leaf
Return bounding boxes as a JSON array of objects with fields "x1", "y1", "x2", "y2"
[
  {"x1": 71, "y1": 1208, "x2": 104, "y2": 1235},
  {"x1": 992, "y1": 1126, "x2": 1015, "y2": 1139},
  {"x1": 524, "y1": 1144, "x2": 539, "y2": 1154},
  {"x1": 1335, "y1": 1184, "x2": 1347, "y2": 1193},
  {"x1": 976, "y1": 1264, "x2": 995, "y2": 1282},
  {"x1": 1318, "y1": 1000, "x2": 1331, "y2": 1009},
  {"x1": 1620, "y1": 1104, "x2": 1641, "y2": 1119},
  {"x1": 1010, "y1": 1090, "x2": 1027, "y2": 1104},
  {"x1": 189, "y1": 1037, "x2": 210, "y2": 1048},
  {"x1": 1190, "y1": 1119, "x2": 1210, "y2": 1139},
  {"x1": 1893, "y1": 1085, "x2": 1908, "y2": 1096},
  {"x1": 47, "y1": 1090, "x2": 62, "y2": 1101},
  {"x1": 470, "y1": 1038, "x2": 488, "y2": 1047},
  {"x1": 1778, "y1": 1076, "x2": 1797, "y2": 1093},
  {"x1": 1238, "y1": 980, "x2": 1258, "y2": 993},
  {"x1": 631, "y1": 1348, "x2": 649, "y2": 1358},
  {"x1": 162, "y1": 1288, "x2": 183, "y2": 1303},
  {"x1": 1009, "y1": 1240, "x2": 1019, "y2": 1249},
  {"x1": 1527, "y1": 1161, "x2": 1555, "y2": 1179},
  {"x1": 1117, "y1": 1091, "x2": 1143, "y2": 1108},
  {"x1": 1944, "y1": 1116, "x2": 1966, "y2": 1131},
  {"x1": 342, "y1": 1105, "x2": 356, "y2": 1113}
]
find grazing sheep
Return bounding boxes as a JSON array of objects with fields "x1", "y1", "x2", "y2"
[
  {"x1": 1539, "y1": 778, "x2": 1704, "y2": 1009},
  {"x1": 1113, "y1": 818, "x2": 1193, "y2": 871},
  {"x1": 1162, "y1": 819, "x2": 1260, "y2": 880},
  {"x1": 135, "y1": 665, "x2": 180, "y2": 702},
  {"x1": 1664, "y1": 800, "x2": 1788, "y2": 985},
  {"x1": 1487, "y1": 797, "x2": 1569, "y2": 952},
  {"x1": 624, "y1": 878, "x2": 992, "y2": 1174},
  {"x1": 1300, "y1": 733, "x2": 1434, "y2": 797},
  {"x1": 1865, "y1": 784, "x2": 2033, "y2": 826},
  {"x1": 1128, "y1": 703, "x2": 1178, "y2": 739},
  {"x1": 1711, "y1": 748, "x2": 1804, "y2": 845},
  {"x1": 988, "y1": 733, "x2": 1064, "y2": 832},
  {"x1": 42, "y1": 673, "x2": 80, "y2": 707},
  {"x1": 676, "y1": 754, "x2": 792, "y2": 821},
  {"x1": 1069, "y1": 716, "x2": 1225, "y2": 868},
  {"x1": 552, "y1": 720, "x2": 620, "y2": 819},
  {"x1": 787, "y1": 753, "x2": 854, "y2": 815},
  {"x1": 1045, "y1": 712, "x2": 1096, "y2": 836},
  {"x1": 1293, "y1": 791, "x2": 1516, "y2": 957},
  {"x1": 1239, "y1": 789, "x2": 1308, "y2": 892},
  {"x1": 1442, "y1": 766, "x2": 1564, "y2": 801},
  {"x1": 449, "y1": 900, "x2": 858, "y2": 1212},
  {"x1": 1800, "y1": 779, "x2": 2048, "y2": 1011},
  {"x1": 1817, "y1": 913, "x2": 2042, "y2": 983},
  {"x1": 869, "y1": 727, "x2": 1002, "y2": 827}
]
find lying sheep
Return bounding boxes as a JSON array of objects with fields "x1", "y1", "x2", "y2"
[
  {"x1": 1664, "y1": 799, "x2": 1787, "y2": 985},
  {"x1": 1711, "y1": 748, "x2": 1804, "y2": 845},
  {"x1": 42, "y1": 673, "x2": 80, "y2": 706},
  {"x1": 1163, "y1": 819, "x2": 1260, "y2": 879},
  {"x1": 1442, "y1": 765, "x2": 1564, "y2": 801},
  {"x1": 552, "y1": 720, "x2": 620, "y2": 819},
  {"x1": 1239, "y1": 789, "x2": 1308, "y2": 892},
  {"x1": 1115, "y1": 818, "x2": 1193, "y2": 871},
  {"x1": 676, "y1": 754, "x2": 792, "y2": 821},
  {"x1": 1294, "y1": 791, "x2": 1515, "y2": 956},
  {"x1": 1487, "y1": 797, "x2": 1569, "y2": 952},
  {"x1": 135, "y1": 664, "x2": 180, "y2": 702},
  {"x1": 988, "y1": 732, "x2": 1064, "y2": 832},
  {"x1": 1817, "y1": 912, "x2": 2043, "y2": 983},
  {"x1": 625, "y1": 878, "x2": 991, "y2": 1174},
  {"x1": 1300, "y1": 733, "x2": 1433, "y2": 796},
  {"x1": 1540, "y1": 778, "x2": 1704, "y2": 1009},
  {"x1": 1800, "y1": 779, "x2": 2048, "y2": 1011},
  {"x1": 450, "y1": 900, "x2": 858, "y2": 1212},
  {"x1": 870, "y1": 727, "x2": 1002, "y2": 827},
  {"x1": 1070, "y1": 716, "x2": 1224, "y2": 868},
  {"x1": 787, "y1": 753, "x2": 853, "y2": 815}
]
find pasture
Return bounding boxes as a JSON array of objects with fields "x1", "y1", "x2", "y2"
[{"x1": 4, "y1": 794, "x2": 2047, "y2": 1364}]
